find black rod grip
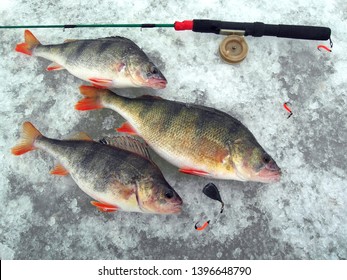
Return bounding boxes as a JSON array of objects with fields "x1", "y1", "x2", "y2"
[{"x1": 192, "y1": 20, "x2": 331, "y2": 40}]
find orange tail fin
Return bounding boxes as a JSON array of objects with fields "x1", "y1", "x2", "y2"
[
  {"x1": 11, "y1": 122, "x2": 42, "y2": 156},
  {"x1": 15, "y1": 30, "x2": 41, "y2": 56},
  {"x1": 75, "y1": 85, "x2": 107, "y2": 111}
]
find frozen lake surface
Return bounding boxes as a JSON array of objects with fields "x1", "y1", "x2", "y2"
[{"x1": 0, "y1": 0, "x2": 346, "y2": 259}]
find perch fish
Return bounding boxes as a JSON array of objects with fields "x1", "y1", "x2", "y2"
[
  {"x1": 15, "y1": 30, "x2": 167, "y2": 89},
  {"x1": 11, "y1": 122, "x2": 182, "y2": 214},
  {"x1": 75, "y1": 86, "x2": 281, "y2": 183}
]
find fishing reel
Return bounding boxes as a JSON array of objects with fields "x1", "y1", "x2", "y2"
[
  {"x1": 174, "y1": 20, "x2": 331, "y2": 64},
  {"x1": 219, "y1": 34, "x2": 248, "y2": 64}
]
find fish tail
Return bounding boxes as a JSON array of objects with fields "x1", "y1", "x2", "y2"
[
  {"x1": 75, "y1": 85, "x2": 109, "y2": 111},
  {"x1": 11, "y1": 122, "x2": 43, "y2": 155},
  {"x1": 15, "y1": 30, "x2": 41, "y2": 56}
]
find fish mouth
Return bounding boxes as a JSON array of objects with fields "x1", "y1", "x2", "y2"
[
  {"x1": 171, "y1": 206, "x2": 182, "y2": 214},
  {"x1": 168, "y1": 201, "x2": 183, "y2": 214},
  {"x1": 257, "y1": 168, "x2": 282, "y2": 183},
  {"x1": 146, "y1": 78, "x2": 167, "y2": 89}
]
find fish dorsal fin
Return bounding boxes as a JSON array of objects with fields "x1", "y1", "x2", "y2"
[
  {"x1": 69, "y1": 132, "x2": 93, "y2": 141},
  {"x1": 99, "y1": 136, "x2": 151, "y2": 159},
  {"x1": 64, "y1": 39, "x2": 78, "y2": 43},
  {"x1": 137, "y1": 95, "x2": 163, "y2": 100}
]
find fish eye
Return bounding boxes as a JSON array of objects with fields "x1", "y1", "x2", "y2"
[
  {"x1": 165, "y1": 189, "x2": 174, "y2": 199},
  {"x1": 262, "y1": 153, "x2": 271, "y2": 164},
  {"x1": 147, "y1": 66, "x2": 158, "y2": 76}
]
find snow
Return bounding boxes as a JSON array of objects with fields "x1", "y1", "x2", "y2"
[{"x1": 0, "y1": 0, "x2": 346, "y2": 259}]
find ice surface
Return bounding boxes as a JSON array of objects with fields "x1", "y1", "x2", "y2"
[{"x1": 0, "y1": 0, "x2": 346, "y2": 259}]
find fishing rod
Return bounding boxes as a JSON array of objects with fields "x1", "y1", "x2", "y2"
[
  {"x1": 1, "y1": 19, "x2": 331, "y2": 63},
  {"x1": 0, "y1": 19, "x2": 331, "y2": 41}
]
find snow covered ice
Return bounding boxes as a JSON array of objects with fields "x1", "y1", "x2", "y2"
[{"x1": 0, "y1": 0, "x2": 346, "y2": 259}]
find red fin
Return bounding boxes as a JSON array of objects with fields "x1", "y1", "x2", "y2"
[
  {"x1": 79, "y1": 85, "x2": 107, "y2": 97},
  {"x1": 116, "y1": 122, "x2": 138, "y2": 136},
  {"x1": 46, "y1": 62, "x2": 64, "y2": 71},
  {"x1": 92, "y1": 83, "x2": 108, "y2": 89},
  {"x1": 15, "y1": 43, "x2": 32, "y2": 56},
  {"x1": 15, "y1": 30, "x2": 41, "y2": 56},
  {"x1": 179, "y1": 168, "x2": 209, "y2": 176},
  {"x1": 75, "y1": 97, "x2": 102, "y2": 111},
  {"x1": 89, "y1": 78, "x2": 113, "y2": 87},
  {"x1": 91, "y1": 201, "x2": 119, "y2": 212},
  {"x1": 50, "y1": 164, "x2": 69, "y2": 176},
  {"x1": 75, "y1": 85, "x2": 107, "y2": 111},
  {"x1": 11, "y1": 122, "x2": 42, "y2": 156}
]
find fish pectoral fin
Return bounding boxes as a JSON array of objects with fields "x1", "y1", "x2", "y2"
[
  {"x1": 91, "y1": 84, "x2": 108, "y2": 89},
  {"x1": 46, "y1": 62, "x2": 65, "y2": 71},
  {"x1": 116, "y1": 122, "x2": 138, "y2": 136},
  {"x1": 179, "y1": 168, "x2": 210, "y2": 176},
  {"x1": 91, "y1": 201, "x2": 119, "y2": 212},
  {"x1": 88, "y1": 78, "x2": 113, "y2": 87},
  {"x1": 50, "y1": 164, "x2": 69, "y2": 176}
]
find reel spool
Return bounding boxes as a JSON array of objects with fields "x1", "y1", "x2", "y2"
[{"x1": 219, "y1": 35, "x2": 248, "y2": 64}]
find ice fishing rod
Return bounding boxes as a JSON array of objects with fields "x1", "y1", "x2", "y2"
[
  {"x1": 0, "y1": 19, "x2": 331, "y2": 41},
  {"x1": 2, "y1": 19, "x2": 331, "y2": 63}
]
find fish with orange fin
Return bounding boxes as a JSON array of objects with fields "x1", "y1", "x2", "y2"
[
  {"x1": 75, "y1": 86, "x2": 281, "y2": 183},
  {"x1": 15, "y1": 30, "x2": 167, "y2": 89},
  {"x1": 11, "y1": 122, "x2": 182, "y2": 214}
]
